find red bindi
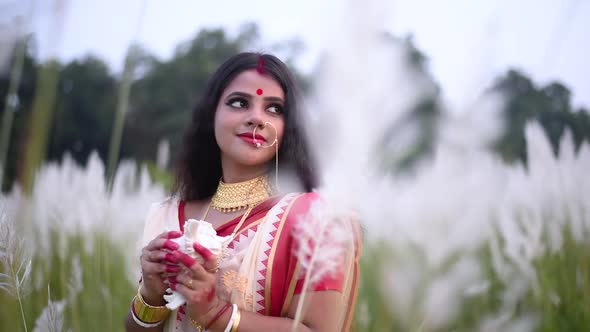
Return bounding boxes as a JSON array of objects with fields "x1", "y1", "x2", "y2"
[{"x1": 256, "y1": 88, "x2": 263, "y2": 95}]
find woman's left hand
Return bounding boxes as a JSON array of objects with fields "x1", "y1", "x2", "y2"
[{"x1": 169, "y1": 242, "x2": 223, "y2": 323}]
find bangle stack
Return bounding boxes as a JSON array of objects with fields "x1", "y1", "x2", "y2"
[
  {"x1": 189, "y1": 302, "x2": 232, "y2": 331},
  {"x1": 131, "y1": 285, "x2": 170, "y2": 327},
  {"x1": 223, "y1": 304, "x2": 241, "y2": 332}
]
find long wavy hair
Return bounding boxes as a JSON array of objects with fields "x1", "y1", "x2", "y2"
[{"x1": 172, "y1": 52, "x2": 318, "y2": 201}]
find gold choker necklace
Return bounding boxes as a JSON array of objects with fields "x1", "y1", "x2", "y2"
[{"x1": 210, "y1": 175, "x2": 272, "y2": 213}]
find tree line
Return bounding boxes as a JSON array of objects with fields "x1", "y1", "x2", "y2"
[{"x1": 0, "y1": 23, "x2": 588, "y2": 191}]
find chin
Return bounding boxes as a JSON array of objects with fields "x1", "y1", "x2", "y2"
[
  {"x1": 234, "y1": 152, "x2": 274, "y2": 167},
  {"x1": 236, "y1": 156, "x2": 272, "y2": 167}
]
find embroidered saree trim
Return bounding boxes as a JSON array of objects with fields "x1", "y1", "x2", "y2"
[
  {"x1": 280, "y1": 261, "x2": 301, "y2": 316},
  {"x1": 264, "y1": 193, "x2": 304, "y2": 315}
]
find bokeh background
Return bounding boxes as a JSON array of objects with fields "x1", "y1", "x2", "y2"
[{"x1": 1, "y1": 0, "x2": 589, "y2": 331}]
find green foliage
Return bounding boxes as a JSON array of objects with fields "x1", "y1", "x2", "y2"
[
  {"x1": 493, "y1": 70, "x2": 590, "y2": 163},
  {"x1": 0, "y1": 230, "x2": 134, "y2": 332},
  {"x1": 0, "y1": 42, "x2": 38, "y2": 192},
  {"x1": 48, "y1": 56, "x2": 117, "y2": 166},
  {"x1": 351, "y1": 226, "x2": 590, "y2": 332},
  {"x1": 123, "y1": 25, "x2": 261, "y2": 163},
  {"x1": 0, "y1": 22, "x2": 308, "y2": 192}
]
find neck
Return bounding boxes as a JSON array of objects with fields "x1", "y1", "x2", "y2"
[{"x1": 221, "y1": 158, "x2": 267, "y2": 184}]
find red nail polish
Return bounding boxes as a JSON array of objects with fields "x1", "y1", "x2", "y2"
[
  {"x1": 168, "y1": 276, "x2": 177, "y2": 283},
  {"x1": 166, "y1": 265, "x2": 181, "y2": 273},
  {"x1": 164, "y1": 240, "x2": 179, "y2": 251},
  {"x1": 180, "y1": 254, "x2": 196, "y2": 268},
  {"x1": 168, "y1": 231, "x2": 182, "y2": 238},
  {"x1": 194, "y1": 242, "x2": 214, "y2": 261},
  {"x1": 165, "y1": 253, "x2": 178, "y2": 263}
]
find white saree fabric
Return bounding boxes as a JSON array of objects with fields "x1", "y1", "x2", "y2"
[{"x1": 138, "y1": 194, "x2": 298, "y2": 332}]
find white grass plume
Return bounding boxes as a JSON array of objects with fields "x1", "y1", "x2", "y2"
[
  {"x1": 33, "y1": 285, "x2": 69, "y2": 332},
  {"x1": 306, "y1": 0, "x2": 590, "y2": 329},
  {"x1": 291, "y1": 199, "x2": 354, "y2": 330},
  {"x1": 67, "y1": 255, "x2": 83, "y2": 301},
  {"x1": 5, "y1": 152, "x2": 165, "y2": 283},
  {"x1": 0, "y1": 205, "x2": 33, "y2": 332}
]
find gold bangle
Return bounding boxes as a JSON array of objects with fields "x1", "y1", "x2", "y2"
[
  {"x1": 133, "y1": 285, "x2": 170, "y2": 324},
  {"x1": 189, "y1": 315, "x2": 204, "y2": 332},
  {"x1": 230, "y1": 308, "x2": 241, "y2": 332}
]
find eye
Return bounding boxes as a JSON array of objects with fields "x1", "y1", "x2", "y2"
[
  {"x1": 266, "y1": 104, "x2": 283, "y2": 114},
  {"x1": 226, "y1": 98, "x2": 248, "y2": 109}
]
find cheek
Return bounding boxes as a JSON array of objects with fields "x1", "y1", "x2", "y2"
[{"x1": 214, "y1": 111, "x2": 235, "y2": 144}]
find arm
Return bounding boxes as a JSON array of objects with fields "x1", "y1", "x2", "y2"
[
  {"x1": 124, "y1": 310, "x2": 165, "y2": 332},
  {"x1": 175, "y1": 287, "x2": 344, "y2": 332},
  {"x1": 124, "y1": 289, "x2": 169, "y2": 332},
  {"x1": 225, "y1": 291, "x2": 344, "y2": 332},
  {"x1": 173, "y1": 245, "x2": 348, "y2": 332},
  {"x1": 125, "y1": 231, "x2": 183, "y2": 332}
]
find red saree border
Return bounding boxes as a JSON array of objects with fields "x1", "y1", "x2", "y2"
[
  {"x1": 264, "y1": 193, "x2": 305, "y2": 315},
  {"x1": 177, "y1": 196, "x2": 282, "y2": 234}
]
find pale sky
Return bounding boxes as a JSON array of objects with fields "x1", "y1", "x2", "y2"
[{"x1": 6, "y1": 0, "x2": 590, "y2": 108}]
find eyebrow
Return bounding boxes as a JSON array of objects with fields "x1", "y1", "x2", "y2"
[{"x1": 225, "y1": 91, "x2": 284, "y2": 104}]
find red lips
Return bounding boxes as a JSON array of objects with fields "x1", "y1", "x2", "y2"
[{"x1": 238, "y1": 133, "x2": 266, "y2": 144}]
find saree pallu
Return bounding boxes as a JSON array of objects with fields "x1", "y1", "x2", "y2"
[{"x1": 139, "y1": 192, "x2": 361, "y2": 331}]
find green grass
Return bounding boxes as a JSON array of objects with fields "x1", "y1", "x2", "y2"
[
  {"x1": 0, "y1": 230, "x2": 135, "y2": 332},
  {"x1": 351, "y1": 226, "x2": 590, "y2": 332},
  {"x1": 2, "y1": 223, "x2": 589, "y2": 331}
]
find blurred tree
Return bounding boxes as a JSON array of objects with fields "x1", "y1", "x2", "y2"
[
  {"x1": 0, "y1": 39, "x2": 38, "y2": 192},
  {"x1": 4, "y1": 23, "x2": 587, "y2": 192},
  {"x1": 20, "y1": 59, "x2": 60, "y2": 193},
  {"x1": 123, "y1": 23, "x2": 265, "y2": 165},
  {"x1": 380, "y1": 34, "x2": 442, "y2": 172},
  {"x1": 493, "y1": 69, "x2": 590, "y2": 163},
  {"x1": 47, "y1": 56, "x2": 117, "y2": 166}
]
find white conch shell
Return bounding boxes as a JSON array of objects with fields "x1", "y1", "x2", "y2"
[{"x1": 163, "y1": 219, "x2": 230, "y2": 310}]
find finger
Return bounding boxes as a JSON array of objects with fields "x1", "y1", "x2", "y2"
[
  {"x1": 145, "y1": 230, "x2": 181, "y2": 250},
  {"x1": 164, "y1": 252, "x2": 180, "y2": 264},
  {"x1": 155, "y1": 230, "x2": 183, "y2": 239},
  {"x1": 145, "y1": 238, "x2": 180, "y2": 252},
  {"x1": 188, "y1": 257, "x2": 211, "y2": 280},
  {"x1": 193, "y1": 242, "x2": 214, "y2": 262},
  {"x1": 177, "y1": 251, "x2": 198, "y2": 269},
  {"x1": 172, "y1": 272, "x2": 211, "y2": 290},
  {"x1": 144, "y1": 263, "x2": 181, "y2": 275},
  {"x1": 193, "y1": 242, "x2": 217, "y2": 271},
  {"x1": 176, "y1": 252, "x2": 212, "y2": 280},
  {"x1": 149, "y1": 230, "x2": 182, "y2": 246},
  {"x1": 141, "y1": 261, "x2": 169, "y2": 275},
  {"x1": 171, "y1": 282, "x2": 213, "y2": 304},
  {"x1": 142, "y1": 249, "x2": 179, "y2": 264}
]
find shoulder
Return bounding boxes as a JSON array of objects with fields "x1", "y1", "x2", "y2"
[
  {"x1": 284, "y1": 192, "x2": 322, "y2": 214},
  {"x1": 280, "y1": 192, "x2": 363, "y2": 253},
  {"x1": 144, "y1": 197, "x2": 179, "y2": 220},
  {"x1": 274, "y1": 192, "x2": 322, "y2": 234},
  {"x1": 140, "y1": 197, "x2": 181, "y2": 247}
]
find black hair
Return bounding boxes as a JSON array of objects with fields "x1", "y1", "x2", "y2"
[{"x1": 173, "y1": 52, "x2": 318, "y2": 201}]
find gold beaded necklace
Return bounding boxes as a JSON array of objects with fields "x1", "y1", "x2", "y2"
[
  {"x1": 210, "y1": 175, "x2": 272, "y2": 213},
  {"x1": 200, "y1": 174, "x2": 272, "y2": 245}
]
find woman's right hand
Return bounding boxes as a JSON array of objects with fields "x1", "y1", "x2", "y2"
[{"x1": 139, "y1": 230, "x2": 183, "y2": 305}]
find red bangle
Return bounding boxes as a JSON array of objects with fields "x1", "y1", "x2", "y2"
[{"x1": 205, "y1": 302, "x2": 232, "y2": 329}]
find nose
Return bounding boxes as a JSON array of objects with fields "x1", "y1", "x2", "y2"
[{"x1": 245, "y1": 103, "x2": 265, "y2": 128}]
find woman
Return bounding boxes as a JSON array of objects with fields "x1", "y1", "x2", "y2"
[{"x1": 125, "y1": 52, "x2": 360, "y2": 332}]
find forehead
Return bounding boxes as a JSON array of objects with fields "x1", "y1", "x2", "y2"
[{"x1": 223, "y1": 69, "x2": 284, "y2": 98}]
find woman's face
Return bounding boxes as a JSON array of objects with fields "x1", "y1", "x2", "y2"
[{"x1": 214, "y1": 69, "x2": 286, "y2": 170}]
